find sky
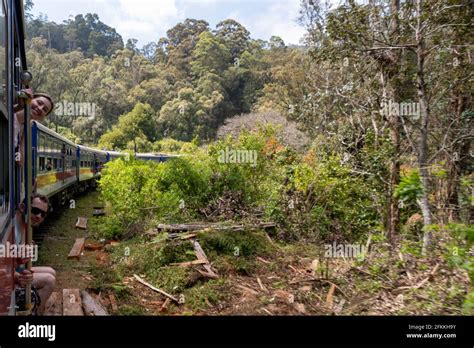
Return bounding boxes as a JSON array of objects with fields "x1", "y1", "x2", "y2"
[{"x1": 30, "y1": 0, "x2": 307, "y2": 48}]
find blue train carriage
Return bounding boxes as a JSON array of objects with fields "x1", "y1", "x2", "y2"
[
  {"x1": 106, "y1": 150, "x2": 124, "y2": 162},
  {"x1": 33, "y1": 121, "x2": 77, "y2": 204},
  {"x1": 77, "y1": 145, "x2": 107, "y2": 188},
  {"x1": 135, "y1": 152, "x2": 179, "y2": 163}
]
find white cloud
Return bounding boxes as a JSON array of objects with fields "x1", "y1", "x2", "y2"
[
  {"x1": 228, "y1": 0, "x2": 305, "y2": 45},
  {"x1": 32, "y1": 0, "x2": 306, "y2": 46},
  {"x1": 109, "y1": 0, "x2": 182, "y2": 44},
  {"x1": 252, "y1": 0, "x2": 305, "y2": 45}
]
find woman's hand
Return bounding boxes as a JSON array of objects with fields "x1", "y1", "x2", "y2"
[
  {"x1": 16, "y1": 88, "x2": 34, "y2": 108},
  {"x1": 15, "y1": 269, "x2": 34, "y2": 287}
]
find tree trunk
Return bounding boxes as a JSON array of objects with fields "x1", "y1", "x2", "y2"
[
  {"x1": 387, "y1": 0, "x2": 401, "y2": 246},
  {"x1": 415, "y1": 0, "x2": 433, "y2": 255}
]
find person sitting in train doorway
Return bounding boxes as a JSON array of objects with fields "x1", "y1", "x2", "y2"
[
  {"x1": 14, "y1": 194, "x2": 56, "y2": 315},
  {"x1": 14, "y1": 89, "x2": 54, "y2": 167}
]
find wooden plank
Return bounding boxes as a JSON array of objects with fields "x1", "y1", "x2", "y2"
[
  {"x1": 68, "y1": 238, "x2": 86, "y2": 260},
  {"x1": 133, "y1": 274, "x2": 179, "y2": 303},
  {"x1": 62, "y1": 289, "x2": 84, "y2": 316},
  {"x1": 44, "y1": 292, "x2": 62, "y2": 316},
  {"x1": 75, "y1": 217, "x2": 88, "y2": 229},
  {"x1": 192, "y1": 240, "x2": 218, "y2": 278},
  {"x1": 81, "y1": 291, "x2": 108, "y2": 316}
]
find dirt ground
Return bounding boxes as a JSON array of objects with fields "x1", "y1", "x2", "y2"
[{"x1": 36, "y1": 191, "x2": 471, "y2": 316}]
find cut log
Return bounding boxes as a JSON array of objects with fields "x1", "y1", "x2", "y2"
[
  {"x1": 133, "y1": 274, "x2": 179, "y2": 303},
  {"x1": 156, "y1": 222, "x2": 276, "y2": 233},
  {"x1": 75, "y1": 217, "x2": 88, "y2": 229},
  {"x1": 192, "y1": 240, "x2": 218, "y2": 278},
  {"x1": 81, "y1": 291, "x2": 108, "y2": 316},
  {"x1": 44, "y1": 291, "x2": 62, "y2": 316},
  {"x1": 68, "y1": 238, "x2": 86, "y2": 260},
  {"x1": 62, "y1": 289, "x2": 84, "y2": 316},
  {"x1": 157, "y1": 223, "x2": 207, "y2": 232}
]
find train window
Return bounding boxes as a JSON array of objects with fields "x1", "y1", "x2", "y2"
[
  {"x1": 80, "y1": 161, "x2": 83, "y2": 167},
  {"x1": 53, "y1": 158, "x2": 58, "y2": 169},
  {"x1": 39, "y1": 157, "x2": 45, "y2": 171},
  {"x1": 58, "y1": 159, "x2": 62, "y2": 170}
]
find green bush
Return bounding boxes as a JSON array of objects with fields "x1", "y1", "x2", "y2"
[{"x1": 267, "y1": 155, "x2": 377, "y2": 242}]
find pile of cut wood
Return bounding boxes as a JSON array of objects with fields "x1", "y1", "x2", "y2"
[{"x1": 44, "y1": 289, "x2": 108, "y2": 316}]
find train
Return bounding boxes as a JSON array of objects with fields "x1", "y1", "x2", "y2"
[
  {"x1": 33, "y1": 121, "x2": 175, "y2": 205},
  {"x1": 0, "y1": 0, "x2": 174, "y2": 315}
]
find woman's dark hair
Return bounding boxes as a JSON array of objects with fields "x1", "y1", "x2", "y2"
[{"x1": 33, "y1": 93, "x2": 54, "y2": 116}]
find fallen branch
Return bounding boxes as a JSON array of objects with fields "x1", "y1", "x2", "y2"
[
  {"x1": 196, "y1": 268, "x2": 219, "y2": 279},
  {"x1": 133, "y1": 274, "x2": 179, "y2": 303},
  {"x1": 153, "y1": 222, "x2": 276, "y2": 234},
  {"x1": 170, "y1": 259, "x2": 208, "y2": 267},
  {"x1": 326, "y1": 283, "x2": 336, "y2": 310},
  {"x1": 236, "y1": 284, "x2": 259, "y2": 296},
  {"x1": 256, "y1": 257, "x2": 271, "y2": 264},
  {"x1": 396, "y1": 263, "x2": 441, "y2": 291}
]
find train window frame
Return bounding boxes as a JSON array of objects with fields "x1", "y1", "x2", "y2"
[
  {"x1": 0, "y1": 0, "x2": 9, "y2": 238},
  {"x1": 39, "y1": 156, "x2": 45, "y2": 171}
]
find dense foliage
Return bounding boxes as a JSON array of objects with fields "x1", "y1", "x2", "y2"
[{"x1": 26, "y1": 0, "x2": 472, "y2": 312}]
